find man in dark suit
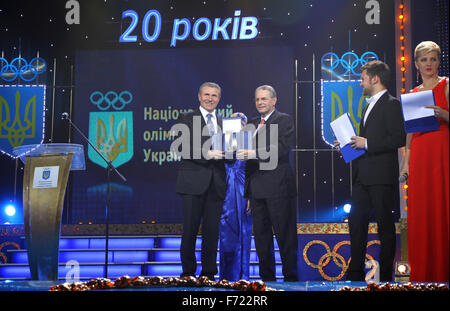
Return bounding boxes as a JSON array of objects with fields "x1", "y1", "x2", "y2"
[
  {"x1": 335, "y1": 61, "x2": 406, "y2": 281},
  {"x1": 237, "y1": 85, "x2": 298, "y2": 282},
  {"x1": 174, "y1": 82, "x2": 226, "y2": 280}
]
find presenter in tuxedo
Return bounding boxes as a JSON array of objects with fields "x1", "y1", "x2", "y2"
[
  {"x1": 237, "y1": 85, "x2": 298, "y2": 282},
  {"x1": 175, "y1": 82, "x2": 226, "y2": 280},
  {"x1": 334, "y1": 61, "x2": 406, "y2": 281}
]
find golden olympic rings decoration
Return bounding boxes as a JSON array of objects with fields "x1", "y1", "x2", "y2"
[{"x1": 303, "y1": 240, "x2": 380, "y2": 281}]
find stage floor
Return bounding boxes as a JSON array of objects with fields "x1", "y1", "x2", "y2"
[{"x1": 1, "y1": 280, "x2": 447, "y2": 291}]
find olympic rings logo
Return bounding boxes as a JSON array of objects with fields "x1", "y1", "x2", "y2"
[
  {"x1": 321, "y1": 51, "x2": 379, "y2": 77},
  {"x1": 303, "y1": 240, "x2": 380, "y2": 281},
  {"x1": 0, "y1": 57, "x2": 47, "y2": 82},
  {"x1": 90, "y1": 91, "x2": 133, "y2": 111},
  {"x1": 0, "y1": 241, "x2": 21, "y2": 264}
]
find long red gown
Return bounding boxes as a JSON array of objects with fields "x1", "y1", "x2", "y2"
[{"x1": 408, "y1": 78, "x2": 449, "y2": 282}]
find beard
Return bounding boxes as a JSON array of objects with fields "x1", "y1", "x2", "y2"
[{"x1": 362, "y1": 87, "x2": 372, "y2": 97}]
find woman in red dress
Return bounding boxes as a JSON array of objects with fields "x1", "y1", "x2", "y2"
[{"x1": 401, "y1": 41, "x2": 449, "y2": 282}]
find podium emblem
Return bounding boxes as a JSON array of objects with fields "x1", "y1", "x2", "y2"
[
  {"x1": 0, "y1": 85, "x2": 46, "y2": 157},
  {"x1": 42, "y1": 169, "x2": 51, "y2": 180},
  {"x1": 88, "y1": 91, "x2": 134, "y2": 168}
]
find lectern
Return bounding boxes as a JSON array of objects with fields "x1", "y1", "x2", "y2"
[{"x1": 13, "y1": 143, "x2": 85, "y2": 281}]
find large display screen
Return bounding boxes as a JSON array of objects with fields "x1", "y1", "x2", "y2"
[{"x1": 72, "y1": 46, "x2": 294, "y2": 223}]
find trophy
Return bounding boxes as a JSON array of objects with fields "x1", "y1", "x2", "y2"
[{"x1": 213, "y1": 112, "x2": 252, "y2": 158}]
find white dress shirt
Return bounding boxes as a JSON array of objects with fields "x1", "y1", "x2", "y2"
[
  {"x1": 253, "y1": 109, "x2": 275, "y2": 137},
  {"x1": 363, "y1": 89, "x2": 387, "y2": 150},
  {"x1": 363, "y1": 89, "x2": 387, "y2": 125},
  {"x1": 261, "y1": 109, "x2": 275, "y2": 123}
]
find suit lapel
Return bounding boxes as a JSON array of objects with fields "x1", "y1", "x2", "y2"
[
  {"x1": 266, "y1": 109, "x2": 278, "y2": 125},
  {"x1": 360, "y1": 103, "x2": 369, "y2": 125},
  {"x1": 193, "y1": 109, "x2": 210, "y2": 144},
  {"x1": 359, "y1": 103, "x2": 369, "y2": 134},
  {"x1": 253, "y1": 110, "x2": 277, "y2": 150},
  {"x1": 194, "y1": 108, "x2": 205, "y2": 126},
  {"x1": 257, "y1": 110, "x2": 277, "y2": 133}
]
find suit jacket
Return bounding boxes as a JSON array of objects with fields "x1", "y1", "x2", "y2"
[
  {"x1": 244, "y1": 110, "x2": 296, "y2": 199},
  {"x1": 175, "y1": 109, "x2": 227, "y2": 198},
  {"x1": 352, "y1": 91, "x2": 406, "y2": 185}
]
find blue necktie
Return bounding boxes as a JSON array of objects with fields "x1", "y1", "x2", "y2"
[{"x1": 206, "y1": 113, "x2": 215, "y2": 136}]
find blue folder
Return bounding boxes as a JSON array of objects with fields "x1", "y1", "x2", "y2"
[
  {"x1": 339, "y1": 144, "x2": 366, "y2": 163},
  {"x1": 330, "y1": 113, "x2": 365, "y2": 163},
  {"x1": 400, "y1": 90, "x2": 439, "y2": 133},
  {"x1": 404, "y1": 116, "x2": 439, "y2": 133}
]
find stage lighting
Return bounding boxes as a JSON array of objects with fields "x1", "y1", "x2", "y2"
[
  {"x1": 4, "y1": 204, "x2": 16, "y2": 217},
  {"x1": 397, "y1": 264, "x2": 407, "y2": 274},
  {"x1": 395, "y1": 261, "x2": 410, "y2": 276},
  {"x1": 343, "y1": 203, "x2": 352, "y2": 214}
]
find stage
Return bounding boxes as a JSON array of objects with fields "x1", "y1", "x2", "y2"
[
  {"x1": 1, "y1": 280, "x2": 446, "y2": 310},
  {"x1": 1, "y1": 279, "x2": 448, "y2": 291},
  {"x1": 0, "y1": 280, "x2": 361, "y2": 291},
  {"x1": 2, "y1": 223, "x2": 448, "y2": 296},
  {"x1": 0, "y1": 280, "x2": 412, "y2": 292},
  {"x1": 1, "y1": 223, "x2": 405, "y2": 283}
]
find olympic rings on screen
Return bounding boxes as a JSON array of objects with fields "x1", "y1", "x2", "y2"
[
  {"x1": 303, "y1": 239, "x2": 380, "y2": 281},
  {"x1": 321, "y1": 51, "x2": 379, "y2": 77},
  {"x1": 0, "y1": 57, "x2": 47, "y2": 82},
  {"x1": 90, "y1": 91, "x2": 133, "y2": 111}
]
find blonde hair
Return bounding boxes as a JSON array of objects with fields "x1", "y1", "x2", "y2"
[{"x1": 414, "y1": 41, "x2": 441, "y2": 61}]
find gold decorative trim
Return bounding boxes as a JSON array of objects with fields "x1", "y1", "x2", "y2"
[
  {"x1": 297, "y1": 223, "x2": 401, "y2": 234},
  {"x1": 1, "y1": 222, "x2": 401, "y2": 237}
]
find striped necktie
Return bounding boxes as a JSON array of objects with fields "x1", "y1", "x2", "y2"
[{"x1": 206, "y1": 113, "x2": 215, "y2": 136}]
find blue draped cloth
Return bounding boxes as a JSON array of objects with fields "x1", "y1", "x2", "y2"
[{"x1": 219, "y1": 160, "x2": 252, "y2": 281}]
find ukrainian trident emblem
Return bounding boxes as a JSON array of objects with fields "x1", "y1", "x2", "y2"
[
  {"x1": 320, "y1": 51, "x2": 379, "y2": 146},
  {"x1": 321, "y1": 80, "x2": 367, "y2": 146},
  {"x1": 88, "y1": 91, "x2": 134, "y2": 168},
  {"x1": 42, "y1": 169, "x2": 51, "y2": 180},
  {"x1": 0, "y1": 85, "x2": 45, "y2": 157}
]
